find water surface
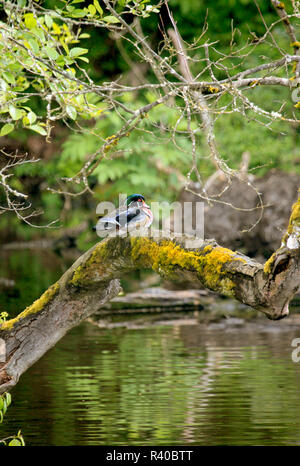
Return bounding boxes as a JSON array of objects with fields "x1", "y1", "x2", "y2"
[
  {"x1": 2, "y1": 247, "x2": 300, "y2": 446},
  {"x1": 1, "y1": 315, "x2": 300, "y2": 446}
]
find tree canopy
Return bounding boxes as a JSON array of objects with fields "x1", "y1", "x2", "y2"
[{"x1": 0, "y1": 0, "x2": 299, "y2": 233}]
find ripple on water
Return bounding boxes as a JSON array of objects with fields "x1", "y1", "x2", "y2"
[{"x1": 2, "y1": 315, "x2": 300, "y2": 446}]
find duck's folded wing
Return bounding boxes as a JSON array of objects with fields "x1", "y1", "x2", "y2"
[
  {"x1": 95, "y1": 206, "x2": 120, "y2": 231},
  {"x1": 96, "y1": 205, "x2": 140, "y2": 231},
  {"x1": 116, "y1": 205, "x2": 141, "y2": 228}
]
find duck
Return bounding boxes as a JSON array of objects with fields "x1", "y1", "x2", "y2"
[{"x1": 94, "y1": 194, "x2": 153, "y2": 235}]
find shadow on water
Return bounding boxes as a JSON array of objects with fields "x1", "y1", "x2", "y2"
[{"x1": 1, "y1": 248, "x2": 300, "y2": 446}]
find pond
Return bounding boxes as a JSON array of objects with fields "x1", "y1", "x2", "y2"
[{"x1": 1, "y1": 248, "x2": 300, "y2": 446}]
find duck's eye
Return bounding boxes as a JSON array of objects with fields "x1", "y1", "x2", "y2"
[{"x1": 138, "y1": 198, "x2": 141, "y2": 201}]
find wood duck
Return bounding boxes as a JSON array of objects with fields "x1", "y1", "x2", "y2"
[{"x1": 94, "y1": 194, "x2": 153, "y2": 235}]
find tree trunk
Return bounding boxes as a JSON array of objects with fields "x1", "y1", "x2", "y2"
[{"x1": 1, "y1": 193, "x2": 300, "y2": 393}]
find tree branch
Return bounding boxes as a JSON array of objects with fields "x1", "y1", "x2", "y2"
[
  {"x1": 271, "y1": 0, "x2": 300, "y2": 78},
  {"x1": 1, "y1": 192, "x2": 300, "y2": 393}
]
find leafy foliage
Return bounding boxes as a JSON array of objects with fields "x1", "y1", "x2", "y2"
[
  {"x1": 0, "y1": 312, "x2": 8, "y2": 324},
  {"x1": 58, "y1": 95, "x2": 195, "y2": 200},
  {"x1": 0, "y1": 392, "x2": 25, "y2": 446},
  {"x1": 0, "y1": 1, "x2": 104, "y2": 136},
  {"x1": 0, "y1": 392, "x2": 11, "y2": 424},
  {"x1": 0, "y1": 0, "x2": 299, "y2": 235}
]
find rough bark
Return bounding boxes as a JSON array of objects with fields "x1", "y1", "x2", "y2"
[{"x1": 1, "y1": 192, "x2": 300, "y2": 393}]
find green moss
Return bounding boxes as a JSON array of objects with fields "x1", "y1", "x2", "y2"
[
  {"x1": 70, "y1": 240, "x2": 112, "y2": 286},
  {"x1": 277, "y1": 192, "x2": 300, "y2": 248},
  {"x1": 70, "y1": 244, "x2": 104, "y2": 286},
  {"x1": 263, "y1": 253, "x2": 276, "y2": 274},
  {"x1": 69, "y1": 236, "x2": 247, "y2": 295},
  {"x1": 0, "y1": 282, "x2": 60, "y2": 331},
  {"x1": 287, "y1": 193, "x2": 300, "y2": 234},
  {"x1": 264, "y1": 193, "x2": 300, "y2": 273},
  {"x1": 131, "y1": 238, "x2": 244, "y2": 296}
]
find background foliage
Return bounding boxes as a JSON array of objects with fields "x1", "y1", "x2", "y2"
[{"x1": 0, "y1": 0, "x2": 299, "y2": 241}]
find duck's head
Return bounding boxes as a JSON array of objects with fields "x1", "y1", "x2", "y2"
[{"x1": 126, "y1": 194, "x2": 150, "y2": 208}]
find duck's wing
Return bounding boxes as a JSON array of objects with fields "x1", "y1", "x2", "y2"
[
  {"x1": 95, "y1": 204, "x2": 141, "y2": 231},
  {"x1": 115, "y1": 205, "x2": 142, "y2": 228}
]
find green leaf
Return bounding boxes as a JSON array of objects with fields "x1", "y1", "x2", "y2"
[
  {"x1": 44, "y1": 46, "x2": 59, "y2": 60},
  {"x1": 8, "y1": 439, "x2": 22, "y2": 446},
  {"x1": 9, "y1": 105, "x2": 24, "y2": 121},
  {"x1": 3, "y1": 72, "x2": 15, "y2": 85},
  {"x1": 0, "y1": 124, "x2": 14, "y2": 137},
  {"x1": 69, "y1": 9, "x2": 86, "y2": 18},
  {"x1": 102, "y1": 15, "x2": 121, "y2": 23},
  {"x1": 69, "y1": 47, "x2": 88, "y2": 58},
  {"x1": 56, "y1": 55, "x2": 66, "y2": 66},
  {"x1": 28, "y1": 38, "x2": 39, "y2": 54},
  {"x1": 45, "y1": 15, "x2": 53, "y2": 29},
  {"x1": 88, "y1": 4, "x2": 96, "y2": 15},
  {"x1": 0, "y1": 396, "x2": 4, "y2": 411},
  {"x1": 2, "y1": 399, "x2": 7, "y2": 415},
  {"x1": 94, "y1": 0, "x2": 103, "y2": 16},
  {"x1": 66, "y1": 105, "x2": 77, "y2": 120},
  {"x1": 29, "y1": 125, "x2": 47, "y2": 136},
  {"x1": 24, "y1": 13, "x2": 37, "y2": 29},
  {"x1": 27, "y1": 111, "x2": 37, "y2": 125},
  {"x1": 17, "y1": 430, "x2": 25, "y2": 446},
  {"x1": 5, "y1": 392, "x2": 11, "y2": 407},
  {"x1": 34, "y1": 28, "x2": 45, "y2": 42},
  {"x1": 77, "y1": 56, "x2": 89, "y2": 63}
]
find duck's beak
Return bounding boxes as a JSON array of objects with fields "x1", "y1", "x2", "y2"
[{"x1": 142, "y1": 200, "x2": 150, "y2": 208}]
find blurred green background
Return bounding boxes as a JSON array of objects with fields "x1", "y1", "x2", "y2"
[{"x1": 0, "y1": 0, "x2": 299, "y2": 246}]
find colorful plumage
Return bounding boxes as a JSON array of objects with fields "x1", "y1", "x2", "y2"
[{"x1": 94, "y1": 194, "x2": 153, "y2": 235}]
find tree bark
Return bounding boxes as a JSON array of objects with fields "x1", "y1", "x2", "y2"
[{"x1": 1, "y1": 193, "x2": 300, "y2": 393}]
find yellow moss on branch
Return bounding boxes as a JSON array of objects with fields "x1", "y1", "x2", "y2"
[
  {"x1": 0, "y1": 282, "x2": 60, "y2": 331},
  {"x1": 287, "y1": 193, "x2": 300, "y2": 233},
  {"x1": 204, "y1": 86, "x2": 220, "y2": 94},
  {"x1": 280, "y1": 191, "x2": 300, "y2": 247},
  {"x1": 131, "y1": 238, "x2": 245, "y2": 296},
  {"x1": 69, "y1": 236, "x2": 248, "y2": 296},
  {"x1": 70, "y1": 241, "x2": 111, "y2": 286},
  {"x1": 264, "y1": 192, "x2": 300, "y2": 274},
  {"x1": 263, "y1": 253, "x2": 276, "y2": 274}
]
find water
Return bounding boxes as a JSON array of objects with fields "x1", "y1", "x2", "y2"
[
  {"x1": 2, "y1": 247, "x2": 300, "y2": 445},
  {"x1": 1, "y1": 316, "x2": 300, "y2": 445}
]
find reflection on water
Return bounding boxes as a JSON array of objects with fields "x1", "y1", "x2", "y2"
[{"x1": 1, "y1": 317, "x2": 300, "y2": 446}]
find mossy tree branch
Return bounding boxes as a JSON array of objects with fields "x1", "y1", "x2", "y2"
[{"x1": 1, "y1": 193, "x2": 300, "y2": 393}]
